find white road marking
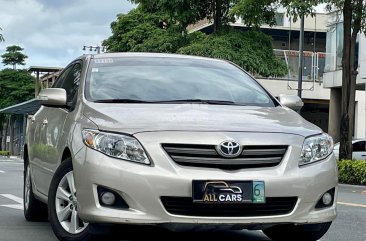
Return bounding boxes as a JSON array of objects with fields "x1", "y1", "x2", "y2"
[
  {"x1": 0, "y1": 170, "x2": 5, "y2": 173},
  {"x1": 338, "y1": 201, "x2": 366, "y2": 208},
  {"x1": 0, "y1": 194, "x2": 23, "y2": 210},
  {"x1": 1, "y1": 204, "x2": 23, "y2": 210}
]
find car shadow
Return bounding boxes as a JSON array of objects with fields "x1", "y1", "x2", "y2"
[{"x1": 109, "y1": 226, "x2": 271, "y2": 241}]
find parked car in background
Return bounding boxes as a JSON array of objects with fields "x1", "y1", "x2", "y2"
[
  {"x1": 24, "y1": 53, "x2": 337, "y2": 241},
  {"x1": 333, "y1": 139, "x2": 366, "y2": 160}
]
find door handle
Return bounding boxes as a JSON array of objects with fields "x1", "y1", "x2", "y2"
[
  {"x1": 42, "y1": 119, "x2": 48, "y2": 126},
  {"x1": 31, "y1": 117, "x2": 35, "y2": 123}
]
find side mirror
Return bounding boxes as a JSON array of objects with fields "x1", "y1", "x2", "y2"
[
  {"x1": 278, "y1": 94, "x2": 304, "y2": 111},
  {"x1": 38, "y1": 88, "x2": 67, "y2": 107}
]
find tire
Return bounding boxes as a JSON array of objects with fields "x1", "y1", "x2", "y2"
[
  {"x1": 23, "y1": 160, "x2": 48, "y2": 221},
  {"x1": 48, "y1": 158, "x2": 99, "y2": 241},
  {"x1": 263, "y1": 222, "x2": 332, "y2": 241}
]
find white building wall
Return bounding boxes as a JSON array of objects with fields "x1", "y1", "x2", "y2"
[
  {"x1": 257, "y1": 79, "x2": 365, "y2": 139},
  {"x1": 359, "y1": 35, "x2": 366, "y2": 80},
  {"x1": 354, "y1": 91, "x2": 366, "y2": 139}
]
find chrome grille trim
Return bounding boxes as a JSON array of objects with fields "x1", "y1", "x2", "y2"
[{"x1": 162, "y1": 144, "x2": 288, "y2": 170}]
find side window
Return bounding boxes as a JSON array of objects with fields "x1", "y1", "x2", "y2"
[
  {"x1": 62, "y1": 63, "x2": 82, "y2": 106},
  {"x1": 353, "y1": 141, "x2": 366, "y2": 152},
  {"x1": 52, "y1": 67, "x2": 71, "y2": 88}
]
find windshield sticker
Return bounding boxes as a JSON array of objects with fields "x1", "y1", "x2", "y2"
[{"x1": 94, "y1": 58, "x2": 114, "y2": 64}]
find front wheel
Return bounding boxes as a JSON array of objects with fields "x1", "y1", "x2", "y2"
[
  {"x1": 263, "y1": 222, "x2": 332, "y2": 241},
  {"x1": 48, "y1": 158, "x2": 96, "y2": 241}
]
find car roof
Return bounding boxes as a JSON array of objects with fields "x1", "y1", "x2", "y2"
[{"x1": 89, "y1": 52, "x2": 227, "y2": 63}]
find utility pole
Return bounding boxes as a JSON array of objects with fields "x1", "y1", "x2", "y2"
[{"x1": 297, "y1": 15, "x2": 305, "y2": 98}]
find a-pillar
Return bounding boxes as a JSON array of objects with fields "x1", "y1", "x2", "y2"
[{"x1": 328, "y1": 88, "x2": 342, "y2": 143}]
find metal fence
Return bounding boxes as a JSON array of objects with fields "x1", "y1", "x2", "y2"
[{"x1": 273, "y1": 49, "x2": 326, "y2": 82}]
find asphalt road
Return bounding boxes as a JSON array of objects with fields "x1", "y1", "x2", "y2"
[{"x1": 0, "y1": 157, "x2": 365, "y2": 241}]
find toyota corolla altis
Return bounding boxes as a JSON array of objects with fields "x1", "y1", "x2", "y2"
[{"x1": 24, "y1": 53, "x2": 337, "y2": 241}]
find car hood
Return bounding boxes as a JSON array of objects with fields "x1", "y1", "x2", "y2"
[{"x1": 83, "y1": 103, "x2": 322, "y2": 137}]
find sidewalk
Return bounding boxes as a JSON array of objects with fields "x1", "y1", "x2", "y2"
[{"x1": 0, "y1": 156, "x2": 23, "y2": 162}]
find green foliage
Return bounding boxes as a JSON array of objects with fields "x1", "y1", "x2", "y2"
[
  {"x1": 131, "y1": 0, "x2": 238, "y2": 30},
  {"x1": 0, "y1": 69, "x2": 35, "y2": 109},
  {"x1": 233, "y1": 0, "x2": 322, "y2": 27},
  {"x1": 337, "y1": 160, "x2": 366, "y2": 185},
  {"x1": 103, "y1": 8, "x2": 188, "y2": 53},
  {"x1": 231, "y1": 0, "x2": 278, "y2": 27},
  {"x1": 0, "y1": 151, "x2": 10, "y2": 156},
  {"x1": 103, "y1": 7, "x2": 287, "y2": 77},
  {"x1": 178, "y1": 28, "x2": 287, "y2": 77},
  {"x1": 1, "y1": 45, "x2": 28, "y2": 69}
]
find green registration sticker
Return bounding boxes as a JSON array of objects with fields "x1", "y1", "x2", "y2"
[{"x1": 252, "y1": 181, "x2": 266, "y2": 203}]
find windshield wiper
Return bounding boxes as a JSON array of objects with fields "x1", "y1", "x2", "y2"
[
  {"x1": 93, "y1": 99, "x2": 152, "y2": 103},
  {"x1": 93, "y1": 98, "x2": 242, "y2": 105},
  {"x1": 153, "y1": 99, "x2": 239, "y2": 105}
]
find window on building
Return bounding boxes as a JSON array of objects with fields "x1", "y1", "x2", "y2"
[{"x1": 275, "y1": 13, "x2": 284, "y2": 26}]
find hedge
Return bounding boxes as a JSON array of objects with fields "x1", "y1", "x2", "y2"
[
  {"x1": 0, "y1": 151, "x2": 10, "y2": 156},
  {"x1": 337, "y1": 160, "x2": 366, "y2": 185}
]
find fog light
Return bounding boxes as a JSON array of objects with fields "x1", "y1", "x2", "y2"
[
  {"x1": 322, "y1": 192, "x2": 332, "y2": 206},
  {"x1": 101, "y1": 192, "x2": 116, "y2": 206}
]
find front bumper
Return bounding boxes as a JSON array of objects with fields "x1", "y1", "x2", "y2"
[{"x1": 73, "y1": 131, "x2": 338, "y2": 227}]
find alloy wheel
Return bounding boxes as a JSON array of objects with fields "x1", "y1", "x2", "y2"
[{"x1": 55, "y1": 171, "x2": 88, "y2": 234}]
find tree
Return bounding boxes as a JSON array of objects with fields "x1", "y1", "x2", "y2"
[
  {"x1": 130, "y1": 0, "x2": 238, "y2": 32},
  {"x1": 1, "y1": 45, "x2": 28, "y2": 69},
  {"x1": 102, "y1": 7, "x2": 188, "y2": 53},
  {"x1": 178, "y1": 28, "x2": 287, "y2": 77},
  {"x1": 232, "y1": 0, "x2": 320, "y2": 27},
  {"x1": 103, "y1": 7, "x2": 287, "y2": 77},
  {"x1": 327, "y1": 0, "x2": 366, "y2": 160}
]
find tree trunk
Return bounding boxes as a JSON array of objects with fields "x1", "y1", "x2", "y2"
[
  {"x1": 339, "y1": 0, "x2": 354, "y2": 160},
  {"x1": 213, "y1": 0, "x2": 222, "y2": 32}
]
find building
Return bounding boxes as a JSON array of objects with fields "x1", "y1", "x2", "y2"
[{"x1": 323, "y1": 11, "x2": 366, "y2": 142}]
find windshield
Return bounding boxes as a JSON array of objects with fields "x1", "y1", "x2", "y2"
[{"x1": 85, "y1": 57, "x2": 275, "y2": 107}]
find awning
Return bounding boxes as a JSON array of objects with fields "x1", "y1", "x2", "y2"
[
  {"x1": 28, "y1": 66, "x2": 62, "y2": 73},
  {"x1": 0, "y1": 99, "x2": 41, "y2": 115}
]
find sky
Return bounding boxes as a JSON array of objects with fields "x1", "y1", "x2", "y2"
[{"x1": 0, "y1": 0, "x2": 134, "y2": 69}]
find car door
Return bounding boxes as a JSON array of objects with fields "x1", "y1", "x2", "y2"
[
  {"x1": 40, "y1": 62, "x2": 83, "y2": 195},
  {"x1": 32, "y1": 62, "x2": 83, "y2": 196},
  {"x1": 352, "y1": 141, "x2": 366, "y2": 160},
  {"x1": 30, "y1": 66, "x2": 72, "y2": 196}
]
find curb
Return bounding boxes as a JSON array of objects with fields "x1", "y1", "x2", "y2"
[{"x1": 339, "y1": 183, "x2": 366, "y2": 192}]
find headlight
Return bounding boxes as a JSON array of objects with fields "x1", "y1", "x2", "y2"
[
  {"x1": 299, "y1": 133, "x2": 333, "y2": 166},
  {"x1": 82, "y1": 129, "x2": 150, "y2": 165}
]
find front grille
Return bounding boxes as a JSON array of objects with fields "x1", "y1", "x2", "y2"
[
  {"x1": 162, "y1": 144, "x2": 288, "y2": 170},
  {"x1": 161, "y1": 197, "x2": 297, "y2": 217}
]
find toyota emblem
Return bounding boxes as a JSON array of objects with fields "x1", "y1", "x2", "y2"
[{"x1": 216, "y1": 140, "x2": 242, "y2": 158}]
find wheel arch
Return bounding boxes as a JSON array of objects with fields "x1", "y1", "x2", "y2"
[{"x1": 61, "y1": 147, "x2": 72, "y2": 162}]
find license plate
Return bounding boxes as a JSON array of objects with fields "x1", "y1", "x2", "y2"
[{"x1": 192, "y1": 180, "x2": 265, "y2": 204}]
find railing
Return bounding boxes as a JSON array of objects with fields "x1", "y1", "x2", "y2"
[{"x1": 273, "y1": 49, "x2": 327, "y2": 82}]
